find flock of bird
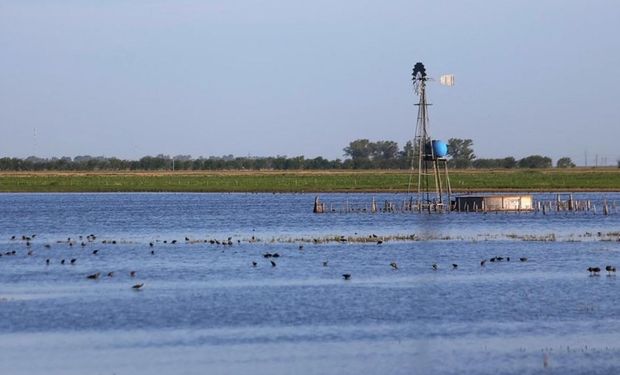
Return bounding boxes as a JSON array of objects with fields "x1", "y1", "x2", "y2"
[
  {"x1": 4, "y1": 234, "x2": 144, "y2": 290},
  {"x1": 587, "y1": 265, "x2": 617, "y2": 276},
  {"x1": 1, "y1": 233, "x2": 617, "y2": 286}
]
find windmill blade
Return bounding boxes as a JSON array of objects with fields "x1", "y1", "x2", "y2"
[{"x1": 439, "y1": 74, "x2": 455, "y2": 87}]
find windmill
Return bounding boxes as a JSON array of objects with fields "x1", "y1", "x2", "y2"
[{"x1": 407, "y1": 62, "x2": 453, "y2": 212}]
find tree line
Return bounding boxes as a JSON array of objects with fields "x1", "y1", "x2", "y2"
[{"x1": 0, "y1": 138, "x2": 593, "y2": 171}]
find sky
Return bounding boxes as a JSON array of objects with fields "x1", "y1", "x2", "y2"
[{"x1": 1, "y1": 0, "x2": 619, "y2": 165}]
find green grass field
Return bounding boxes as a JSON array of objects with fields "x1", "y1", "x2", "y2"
[{"x1": 0, "y1": 169, "x2": 619, "y2": 192}]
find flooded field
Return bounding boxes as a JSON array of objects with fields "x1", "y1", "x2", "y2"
[{"x1": 1, "y1": 192, "x2": 619, "y2": 374}]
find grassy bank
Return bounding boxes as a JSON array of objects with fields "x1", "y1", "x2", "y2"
[{"x1": 0, "y1": 169, "x2": 619, "y2": 192}]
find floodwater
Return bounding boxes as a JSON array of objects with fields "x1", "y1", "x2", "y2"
[{"x1": 0, "y1": 192, "x2": 619, "y2": 375}]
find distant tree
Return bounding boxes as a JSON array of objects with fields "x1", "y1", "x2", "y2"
[
  {"x1": 518, "y1": 155, "x2": 552, "y2": 168},
  {"x1": 501, "y1": 157, "x2": 517, "y2": 169},
  {"x1": 370, "y1": 141, "x2": 399, "y2": 161},
  {"x1": 343, "y1": 139, "x2": 373, "y2": 169},
  {"x1": 472, "y1": 158, "x2": 502, "y2": 169},
  {"x1": 472, "y1": 157, "x2": 517, "y2": 169},
  {"x1": 399, "y1": 140, "x2": 419, "y2": 169},
  {"x1": 305, "y1": 157, "x2": 332, "y2": 169},
  {"x1": 556, "y1": 157, "x2": 576, "y2": 168},
  {"x1": 447, "y1": 138, "x2": 476, "y2": 168}
]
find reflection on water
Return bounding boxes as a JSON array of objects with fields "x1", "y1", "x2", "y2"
[{"x1": 0, "y1": 193, "x2": 619, "y2": 374}]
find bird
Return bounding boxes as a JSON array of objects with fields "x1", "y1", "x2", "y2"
[
  {"x1": 272, "y1": 253, "x2": 280, "y2": 258},
  {"x1": 299, "y1": 245, "x2": 304, "y2": 250},
  {"x1": 263, "y1": 253, "x2": 272, "y2": 258},
  {"x1": 252, "y1": 261, "x2": 257, "y2": 267},
  {"x1": 342, "y1": 273, "x2": 351, "y2": 280},
  {"x1": 432, "y1": 264, "x2": 438, "y2": 270},
  {"x1": 44, "y1": 244, "x2": 51, "y2": 249},
  {"x1": 70, "y1": 258, "x2": 77, "y2": 265},
  {"x1": 149, "y1": 242, "x2": 154, "y2": 247},
  {"x1": 322, "y1": 261, "x2": 328, "y2": 267},
  {"x1": 506, "y1": 257, "x2": 510, "y2": 262},
  {"x1": 390, "y1": 262, "x2": 399, "y2": 270},
  {"x1": 377, "y1": 240, "x2": 383, "y2": 245},
  {"x1": 171, "y1": 240, "x2": 177, "y2": 244},
  {"x1": 10, "y1": 235, "x2": 15, "y2": 240},
  {"x1": 270, "y1": 260, "x2": 276, "y2": 267},
  {"x1": 519, "y1": 257, "x2": 528, "y2": 262},
  {"x1": 606, "y1": 265, "x2": 616, "y2": 275},
  {"x1": 130, "y1": 271, "x2": 137, "y2": 277},
  {"x1": 86, "y1": 272, "x2": 100, "y2": 280},
  {"x1": 588, "y1": 267, "x2": 601, "y2": 275},
  {"x1": 480, "y1": 259, "x2": 487, "y2": 266},
  {"x1": 92, "y1": 250, "x2": 99, "y2": 255},
  {"x1": 45, "y1": 259, "x2": 50, "y2": 265},
  {"x1": 107, "y1": 272, "x2": 114, "y2": 277},
  {"x1": 61, "y1": 259, "x2": 65, "y2": 265},
  {"x1": 185, "y1": 237, "x2": 190, "y2": 241},
  {"x1": 150, "y1": 250, "x2": 155, "y2": 255},
  {"x1": 452, "y1": 264, "x2": 458, "y2": 269},
  {"x1": 27, "y1": 250, "x2": 33, "y2": 256},
  {"x1": 132, "y1": 283, "x2": 144, "y2": 290}
]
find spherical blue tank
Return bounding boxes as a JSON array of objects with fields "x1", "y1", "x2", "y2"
[{"x1": 432, "y1": 140, "x2": 448, "y2": 157}]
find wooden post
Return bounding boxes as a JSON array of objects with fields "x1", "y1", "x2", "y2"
[{"x1": 313, "y1": 196, "x2": 324, "y2": 213}]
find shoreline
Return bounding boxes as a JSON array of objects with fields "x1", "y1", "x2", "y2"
[{"x1": 1, "y1": 169, "x2": 619, "y2": 193}]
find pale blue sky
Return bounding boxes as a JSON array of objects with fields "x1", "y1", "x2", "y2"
[{"x1": 1, "y1": 0, "x2": 618, "y2": 165}]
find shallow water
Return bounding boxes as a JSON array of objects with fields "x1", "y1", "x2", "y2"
[{"x1": 0, "y1": 193, "x2": 619, "y2": 374}]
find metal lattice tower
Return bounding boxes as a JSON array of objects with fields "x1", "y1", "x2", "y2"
[{"x1": 407, "y1": 62, "x2": 452, "y2": 212}]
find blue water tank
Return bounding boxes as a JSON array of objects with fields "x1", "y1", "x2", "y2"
[{"x1": 432, "y1": 140, "x2": 448, "y2": 157}]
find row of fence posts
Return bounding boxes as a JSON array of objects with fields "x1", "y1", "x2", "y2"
[{"x1": 314, "y1": 194, "x2": 615, "y2": 215}]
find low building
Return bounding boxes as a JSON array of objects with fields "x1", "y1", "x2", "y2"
[{"x1": 453, "y1": 195, "x2": 533, "y2": 212}]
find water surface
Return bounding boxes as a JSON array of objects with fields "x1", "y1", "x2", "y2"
[{"x1": 1, "y1": 193, "x2": 619, "y2": 374}]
